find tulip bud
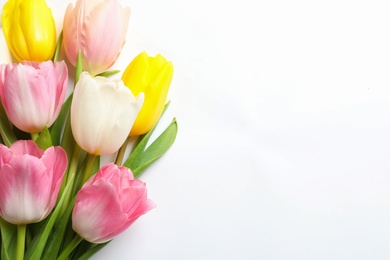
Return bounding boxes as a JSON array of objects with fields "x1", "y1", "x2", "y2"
[
  {"x1": 122, "y1": 52, "x2": 173, "y2": 136},
  {"x1": 72, "y1": 163, "x2": 155, "y2": 243},
  {"x1": 71, "y1": 72, "x2": 143, "y2": 155},
  {"x1": 0, "y1": 140, "x2": 67, "y2": 224},
  {"x1": 1, "y1": 0, "x2": 57, "y2": 61},
  {"x1": 0, "y1": 60, "x2": 68, "y2": 134},
  {"x1": 63, "y1": 0, "x2": 130, "y2": 75}
]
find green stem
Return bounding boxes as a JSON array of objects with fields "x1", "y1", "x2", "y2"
[
  {"x1": 75, "y1": 51, "x2": 83, "y2": 85},
  {"x1": 80, "y1": 154, "x2": 96, "y2": 186},
  {"x1": 31, "y1": 133, "x2": 39, "y2": 142},
  {"x1": 57, "y1": 235, "x2": 83, "y2": 260},
  {"x1": 59, "y1": 144, "x2": 81, "y2": 217},
  {"x1": 115, "y1": 137, "x2": 129, "y2": 165},
  {"x1": 16, "y1": 224, "x2": 26, "y2": 260}
]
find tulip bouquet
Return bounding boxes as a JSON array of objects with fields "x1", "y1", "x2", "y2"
[{"x1": 0, "y1": 0, "x2": 177, "y2": 259}]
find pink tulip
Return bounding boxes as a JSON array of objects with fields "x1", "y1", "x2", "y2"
[
  {"x1": 63, "y1": 0, "x2": 130, "y2": 75},
  {"x1": 0, "y1": 140, "x2": 68, "y2": 224},
  {"x1": 72, "y1": 163, "x2": 156, "y2": 243},
  {"x1": 0, "y1": 60, "x2": 68, "y2": 134}
]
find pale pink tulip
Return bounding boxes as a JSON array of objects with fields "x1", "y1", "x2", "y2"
[
  {"x1": 0, "y1": 140, "x2": 67, "y2": 224},
  {"x1": 0, "y1": 60, "x2": 68, "y2": 133},
  {"x1": 72, "y1": 163, "x2": 155, "y2": 243},
  {"x1": 63, "y1": 0, "x2": 130, "y2": 75}
]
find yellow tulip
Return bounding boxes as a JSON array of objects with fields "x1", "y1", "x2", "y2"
[
  {"x1": 122, "y1": 52, "x2": 173, "y2": 136},
  {"x1": 2, "y1": 0, "x2": 56, "y2": 61}
]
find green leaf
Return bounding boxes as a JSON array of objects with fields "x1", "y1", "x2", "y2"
[
  {"x1": 35, "y1": 126, "x2": 52, "y2": 150},
  {"x1": 133, "y1": 118, "x2": 178, "y2": 178},
  {"x1": 40, "y1": 197, "x2": 75, "y2": 259},
  {"x1": 26, "y1": 173, "x2": 76, "y2": 260},
  {"x1": 123, "y1": 101, "x2": 171, "y2": 170},
  {"x1": 0, "y1": 217, "x2": 16, "y2": 260},
  {"x1": 96, "y1": 70, "x2": 121, "y2": 78},
  {"x1": 75, "y1": 51, "x2": 83, "y2": 84},
  {"x1": 53, "y1": 31, "x2": 63, "y2": 62},
  {"x1": 0, "y1": 102, "x2": 16, "y2": 147},
  {"x1": 75, "y1": 242, "x2": 110, "y2": 260},
  {"x1": 50, "y1": 93, "x2": 73, "y2": 146}
]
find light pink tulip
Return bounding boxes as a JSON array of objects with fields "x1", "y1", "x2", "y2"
[
  {"x1": 63, "y1": 0, "x2": 130, "y2": 75},
  {"x1": 0, "y1": 140, "x2": 67, "y2": 224},
  {"x1": 0, "y1": 60, "x2": 68, "y2": 133},
  {"x1": 72, "y1": 163, "x2": 156, "y2": 243}
]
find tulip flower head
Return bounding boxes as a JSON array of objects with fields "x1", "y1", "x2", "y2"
[
  {"x1": 63, "y1": 0, "x2": 130, "y2": 75},
  {"x1": 2, "y1": 0, "x2": 57, "y2": 61},
  {"x1": 122, "y1": 52, "x2": 173, "y2": 136},
  {"x1": 0, "y1": 60, "x2": 68, "y2": 134},
  {"x1": 71, "y1": 72, "x2": 143, "y2": 155},
  {"x1": 0, "y1": 140, "x2": 68, "y2": 224},
  {"x1": 72, "y1": 163, "x2": 156, "y2": 243}
]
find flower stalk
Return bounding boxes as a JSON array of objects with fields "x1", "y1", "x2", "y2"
[{"x1": 16, "y1": 224, "x2": 26, "y2": 260}]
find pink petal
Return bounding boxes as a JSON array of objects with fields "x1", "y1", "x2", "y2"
[
  {"x1": 0, "y1": 155, "x2": 51, "y2": 224},
  {"x1": 41, "y1": 146, "x2": 67, "y2": 209},
  {"x1": 62, "y1": 3, "x2": 79, "y2": 66},
  {"x1": 81, "y1": 0, "x2": 130, "y2": 74},
  {"x1": 0, "y1": 144, "x2": 12, "y2": 167},
  {"x1": 73, "y1": 179, "x2": 127, "y2": 243},
  {"x1": 10, "y1": 140, "x2": 44, "y2": 158}
]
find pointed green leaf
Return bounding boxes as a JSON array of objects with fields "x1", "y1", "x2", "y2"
[
  {"x1": 35, "y1": 126, "x2": 52, "y2": 150},
  {"x1": 75, "y1": 242, "x2": 110, "y2": 260},
  {"x1": 123, "y1": 101, "x2": 171, "y2": 170},
  {"x1": 40, "y1": 197, "x2": 75, "y2": 259},
  {"x1": 75, "y1": 51, "x2": 83, "y2": 84},
  {"x1": 0, "y1": 217, "x2": 16, "y2": 260},
  {"x1": 0, "y1": 103, "x2": 16, "y2": 147},
  {"x1": 53, "y1": 31, "x2": 63, "y2": 62},
  {"x1": 50, "y1": 93, "x2": 73, "y2": 146},
  {"x1": 133, "y1": 118, "x2": 177, "y2": 178},
  {"x1": 96, "y1": 70, "x2": 121, "y2": 78}
]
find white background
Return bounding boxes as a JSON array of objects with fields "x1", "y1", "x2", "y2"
[{"x1": 4, "y1": 0, "x2": 390, "y2": 259}]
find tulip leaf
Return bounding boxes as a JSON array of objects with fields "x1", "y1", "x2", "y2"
[
  {"x1": 0, "y1": 217, "x2": 16, "y2": 260},
  {"x1": 0, "y1": 103, "x2": 16, "y2": 147},
  {"x1": 124, "y1": 101, "x2": 171, "y2": 170},
  {"x1": 40, "y1": 197, "x2": 75, "y2": 259},
  {"x1": 75, "y1": 51, "x2": 83, "y2": 84},
  {"x1": 26, "y1": 173, "x2": 76, "y2": 260},
  {"x1": 35, "y1": 126, "x2": 52, "y2": 150},
  {"x1": 133, "y1": 118, "x2": 177, "y2": 178},
  {"x1": 75, "y1": 241, "x2": 110, "y2": 260},
  {"x1": 96, "y1": 70, "x2": 121, "y2": 78},
  {"x1": 53, "y1": 31, "x2": 63, "y2": 62},
  {"x1": 50, "y1": 93, "x2": 73, "y2": 146}
]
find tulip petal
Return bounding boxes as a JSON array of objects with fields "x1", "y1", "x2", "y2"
[
  {"x1": 0, "y1": 155, "x2": 50, "y2": 224},
  {"x1": 72, "y1": 73, "x2": 143, "y2": 155},
  {"x1": 81, "y1": 0, "x2": 130, "y2": 74},
  {"x1": 62, "y1": 3, "x2": 78, "y2": 66},
  {"x1": 0, "y1": 145, "x2": 12, "y2": 167},
  {"x1": 41, "y1": 146, "x2": 67, "y2": 209},
  {"x1": 0, "y1": 61, "x2": 68, "y2": 133},
  {"x1": 73, "y1": 179, "x2": 127, "y2": 243},
  {"x1": 18, "y1": 0, "x2": 56, "y2": 61},
  {"x1": 10, "y1": 140, "x2": 44, "y2": 158}
]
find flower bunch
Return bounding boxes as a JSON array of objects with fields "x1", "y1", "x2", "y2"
[{"x1": 0, "y1": 0, "x2": 177, "y2": 259}]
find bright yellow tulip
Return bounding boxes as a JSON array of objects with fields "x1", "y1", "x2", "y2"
[
  {"x1": 122, "y1": 52, "x2": 174, "y2": 136},
  {"x1": 2, "y1": 0, "x2": 56, "y2": 61}
]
